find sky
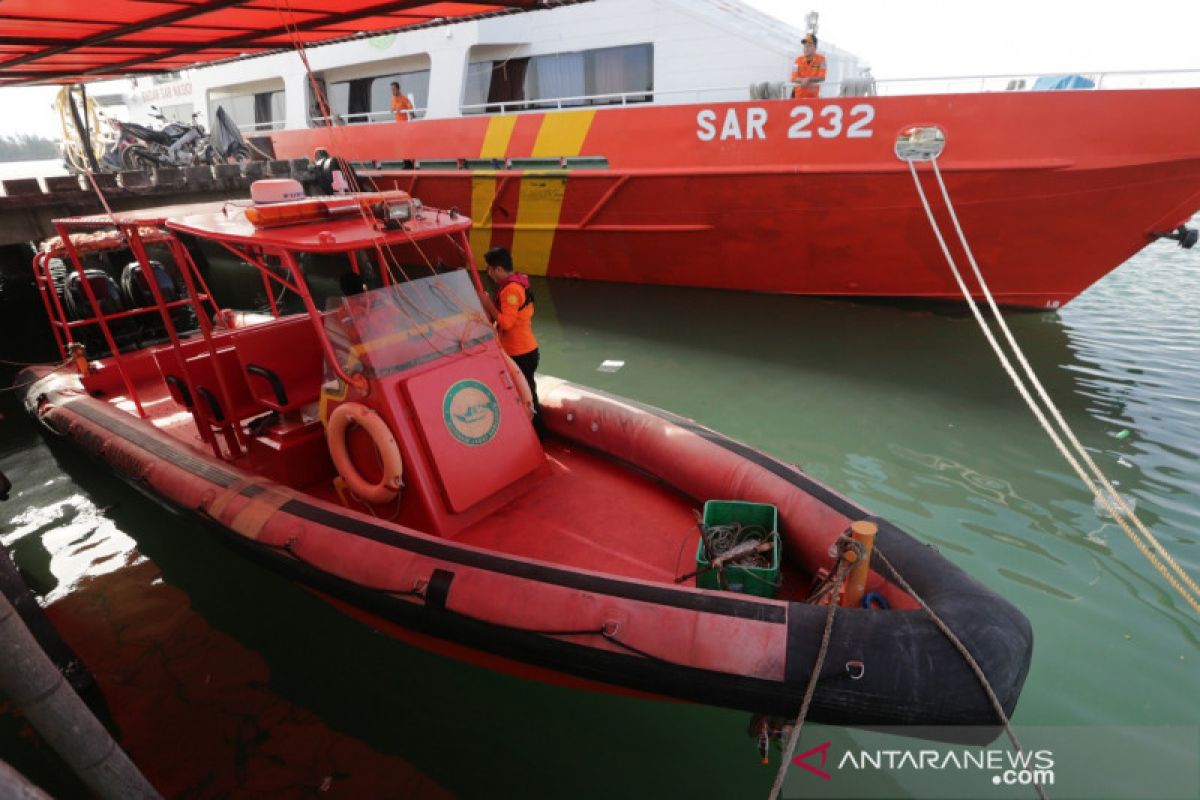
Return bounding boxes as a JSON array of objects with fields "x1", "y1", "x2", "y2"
[{"x1": 1, "y1": 0, "x2": 1198, "y2": 139}]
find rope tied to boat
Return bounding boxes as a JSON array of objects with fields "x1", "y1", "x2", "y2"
[
  {"x1": 767, "y1": 534, "x2": 859, "y2": 800},
  {"x1": 904, "y1": 153, "x2": 1200, "y2": 617},
  {"x1": 872, "y1": 544, "x2": 1048, "y2": 800},
  {"x1": 0, "y1": 358, "x2": 74, "y2": 395}
]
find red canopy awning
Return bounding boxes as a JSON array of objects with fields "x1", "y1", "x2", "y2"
[{"x1": 0, "y1": 0, "x2": 552, "y2": 87}]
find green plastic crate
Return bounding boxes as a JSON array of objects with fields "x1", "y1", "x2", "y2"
[{"x1": 695, "y1": 500, "x2": 780, "y2": 598}]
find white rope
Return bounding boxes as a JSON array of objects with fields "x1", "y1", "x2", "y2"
[
  {"x1": 873, "y1": 546, "x2": 1048, "y2": 800},
  {"x1": 927, "y1": 160, "x2": 1200, "y2": 603},
  {"x1": 906, "y1": 158, "x2": 1200, "y2": 616}
]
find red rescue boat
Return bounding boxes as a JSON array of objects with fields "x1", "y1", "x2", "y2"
[{"x1": 18, "y1": 183, "x2": 1031, "y2": 739}]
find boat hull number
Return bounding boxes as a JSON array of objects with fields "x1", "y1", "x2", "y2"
[{"x1": 696, "y1": 104, "x2": 875, "y2": 142}]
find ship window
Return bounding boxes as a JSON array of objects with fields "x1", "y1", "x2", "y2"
[
  {"x1": 529, "y1": 52, "x2": 586, "y2": 106},
  {"x1": 465, "y1": 44, "x2": 653, "y2": 114},
  {"x1": 466, "y1": 57, "x2": 530, "y2": 113},
  {"x1": 209, "y1": 89, "x2": 284, "y2": 133},
  {"x1": 318, "y1": 69, "x2": 431, "y2": 125},
  {"x1": 370, "y1": 71, "x2": 430, "y2": 119},
  {"x1": 584, "y1": 44, "x2": 653, "y2": 102}
]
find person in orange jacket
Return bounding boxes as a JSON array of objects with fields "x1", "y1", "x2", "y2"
[
  {"x1": 792, "y1": 33, "x2": 826, "y2": 99},
  {"x1": 390, "y1": 82, "x2": 413, "y2": 122},
  {"x1": 484, "y1": 246, "x2": 545, "y2": 437}
]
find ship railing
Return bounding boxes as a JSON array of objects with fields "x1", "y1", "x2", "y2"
[
  {"x1": 868, "y1": 67, "x2": 1200, "y2": 95},
  {"x1": 234, "y1": 120, "x2": 287, "y2": 133},
  {"x1": 294, "y1": 108, "x2": 430, "y2": 129},
  {"x1": 459, "y1": 87, "x2": 724, "y2": 115},
  {"x1": 234, "y1": 68, "x2": 1200, "y2": 132},
  {"x1": 450, "y1": 67, "x2": 1200, "y2": 115}
]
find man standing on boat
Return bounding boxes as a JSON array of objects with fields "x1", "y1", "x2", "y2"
[
  {"x1": 791, "y1": 33, "x2": 826, "y2": 99},
  {"x1": 483, "y1": 246, "x2": 546, "y2": 438},
  {"x1": 390, "y1": 82, "x2": 413, "y2": 122}
]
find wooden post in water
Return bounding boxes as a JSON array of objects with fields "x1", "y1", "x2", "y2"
[
  {"x1": 841, "y1": 520, "x2": 878, "y2": 609},
  {"x1": 0, "y1": 592, "x2": 161, "y2": 799}
]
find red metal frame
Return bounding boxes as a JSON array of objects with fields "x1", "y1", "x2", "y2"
[
  {"x1": 35, "y1": 221, "x2": 221, "y2": 421},
  {"x1": 35, "y1": 196, "x2": 482, "y2": 460}
]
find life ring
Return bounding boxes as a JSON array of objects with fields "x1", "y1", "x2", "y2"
[
  {"x1": 326, "y1": 402, "x2": 403, "y2": 504},
  {"x1": 501, "y1": 351, "x2": 534, "y2": 417}
]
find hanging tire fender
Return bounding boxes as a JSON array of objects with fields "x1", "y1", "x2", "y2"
[{"x1": 326, "y1": 402, "x2": 403, "y2": 504}]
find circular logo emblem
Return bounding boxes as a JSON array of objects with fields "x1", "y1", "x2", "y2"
[{"x1": 443, "y1": 379, "x2": 500, "y2": 446}]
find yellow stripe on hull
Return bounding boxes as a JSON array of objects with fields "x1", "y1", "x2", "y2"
[
  {"x1": 512, "y1": 110, "x2": 597, "y2": 275},
  {"x1": 469, "y1": 116, "x2": 520, "y2": 256},
  {"x1": 469, "y1": 172, "x2": 500, "y2": 257}
]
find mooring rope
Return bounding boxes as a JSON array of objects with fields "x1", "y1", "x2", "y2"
[
  {"x1": 767, "y1": 543, "x2": 855, "y2": 800},
  {"x1": 926, "y1": 159, "x2": 1200, "y2": 604},
  {"x1": 873, "y1": 546, "x2": 1047, "y2": 800},
  {"x1": 905, "y1": 158, "x2": 1200, "y2": 616}
]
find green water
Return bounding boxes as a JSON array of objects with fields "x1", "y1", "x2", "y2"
[{"x1": 2, "y1": 239, "x2": 1198, "y2": 797}]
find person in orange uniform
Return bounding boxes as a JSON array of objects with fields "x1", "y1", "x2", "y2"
[
  {"x1": 484, "y1": 246, "x2": 546, "y2": 438},
  {"x1": 792, "y1": 33, "x2": 826, "y2": 99},
  {"x1": 390, "y1": 82, "x2": 413, "y2": 122}
]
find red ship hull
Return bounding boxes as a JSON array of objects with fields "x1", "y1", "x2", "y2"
[{"x1": 270, "y1": 89, "x2": 1200, "y2": 308}]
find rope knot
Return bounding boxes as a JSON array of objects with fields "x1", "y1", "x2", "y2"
[{"x1": 836, "y1": 536, "x2": 866, "y2": 565}]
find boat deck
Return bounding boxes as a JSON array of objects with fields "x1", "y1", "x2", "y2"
[
  {"x1": 101, "y1": 362, "x2": 725, "y2": 588},
  {"x1": 453, "y1": 440, "x2": 698, "y2": 584}
]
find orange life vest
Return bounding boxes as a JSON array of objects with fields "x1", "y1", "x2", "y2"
[
  {"x1": 391, "y1": 94, "x2": 413, "y2": 122},
  {"x1": 791, "y1": 54, "x2": 827, "y2": 99},
  {"x1": 495, "y1": 280, "x2": 538, "y2": 357}
]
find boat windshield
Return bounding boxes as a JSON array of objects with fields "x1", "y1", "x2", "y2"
[{"x1": 322, "y1": 269, "x2": 493, "y2": 383}]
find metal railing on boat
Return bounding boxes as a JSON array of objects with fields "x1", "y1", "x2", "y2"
[{"x1": 273, "y1": 67, "x2": 1200, "y2": 126}]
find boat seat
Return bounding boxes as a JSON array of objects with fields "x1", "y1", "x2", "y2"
[
  {"x1": 151, "y1": 333, "x2": 257, "y2": 452},
  {"x1": 232, "y1": 314, "x2": 325, "y2": 414},
  {"x1": 186, "y1": 347, "x2": 264, "y2": 426},
  {"x1": 151, "y1": 332, "x2": 239, "y2": 396}
]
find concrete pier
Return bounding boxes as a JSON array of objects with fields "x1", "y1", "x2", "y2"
[{"x1": 0, "y1": 160, "x2": 316, "y2": 246}]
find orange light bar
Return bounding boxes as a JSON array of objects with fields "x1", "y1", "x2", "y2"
[{"x1": 244, "y1": 191, "x2": 413, "y2": 229}]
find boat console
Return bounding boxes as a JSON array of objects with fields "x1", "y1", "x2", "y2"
[{"x1": 317, "y1": 272, "x2": 546, "y2": 535}]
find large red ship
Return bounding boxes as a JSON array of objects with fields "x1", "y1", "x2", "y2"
[
  {"x1": 10, "y1": 0, "x2": 1198, "y2": 309},
  {"x1": 266, "y1": 87, "x2": 1200, "y2": 309}
]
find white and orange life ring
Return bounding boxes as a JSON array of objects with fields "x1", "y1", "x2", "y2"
[
  {"x1": 326, "y1": 402, "x2": 403, "y2": 504},
  {"x1": 501, "y1": 351, "x2": 534, "y2": 418}
]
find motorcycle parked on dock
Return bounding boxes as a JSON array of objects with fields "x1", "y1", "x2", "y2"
[{"x1": 100, "y1": 105, "x2": 219, "y2": 171}]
